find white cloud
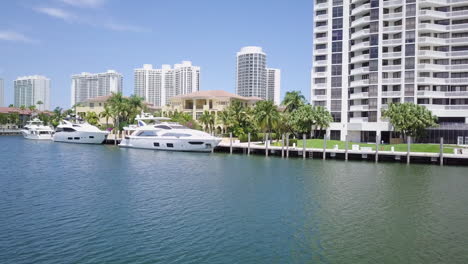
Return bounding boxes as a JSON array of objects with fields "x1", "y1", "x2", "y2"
[
  {"x1": 34, "y1": 7, "x2": 76, "y2": 22},
  {"x1": 104, "y1": 22, "x2": 150, "y2": 33},
  {"x1": 0, "y1": 31, "x2": 35, "y2": 43},
  {"x1": 59, "y1": 0, "x2": 106, "y2": 8}
]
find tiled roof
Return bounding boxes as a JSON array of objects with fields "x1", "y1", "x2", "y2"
[{"x1": 0, "y1": 107, "x2": 48, "y2": 115}]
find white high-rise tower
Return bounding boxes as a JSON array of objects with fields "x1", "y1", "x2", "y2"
[
  {"x1": 266, "y1": 68, "x2": 281, "y2": 105},
  {"x1": 14, "y1": 75, "x2": 50, "y2": 111},
  {"x1": 311, "y1": 0, "x2": 468, "y2": 143},
  {"x1": 236, "y1": 46, "x2": 267, "y2": 99},
  {"x1": 134, "y1": 61, "x2": 200, "y2": 107},
  {"x1": 71, "y1": 70, "x2": 122, "y2": 106}
]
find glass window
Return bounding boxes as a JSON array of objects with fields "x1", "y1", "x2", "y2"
[
  {"x1": 332, "y1": 65, "x2": 342, "y2": 76},
  {"x1": 332, "y1": 42, "x2": 342, "y2": 52},
  {"x1": 332, "y1": 30, "x2": 343, "y2": 41},
  {"x1": 332, "y1": 53, "x2": 342, "y2": 64},
  {"x1": 332, "y1": 6, "x2": 343, "y2": 17}
]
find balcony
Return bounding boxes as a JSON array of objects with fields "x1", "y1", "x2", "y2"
[
  {"x1": 451, "y1": 64, "x2": 468, "y2": 71},
  {"x1": 382, "y1": 51, "x2": 402, "y2": 58},
  {"x1": 349, "y1": 117, "x2": 369, "y2": 123},
  {"x1": 418, "y1": 64, "x2": 449, "y2": 71},
  {"x1": 350, "y1": 105, "x2": 370, "y2": 111},
  {"x1": 451, "y1": 78, "x2": 468, "y2": 84},
  {"x1": 383, "y1": 0, "x2": 403, "y2": 7},
  {"x1": 349, "y1": 92, "x2": 369, "y2": 99},
  {"x1": 417, "y1": 77, "x2": 449, "y2": 85},
  {"x1": 350, "y1": 66, "x2": 370, "y2": 75},
  {"x1": 313, "y1": 72, "x2": 327, "y2": 78},
  {"x1": 415, "y1": 91, "x2": 468, "y2": 97},
  {"x1": 382, "y1": 39, "x2": 402, "y2": 46},
  {"x1": 314, "y1": 49, "x2": 327, "y2": 55},
  {"x1": 418, "y1": 37, "x2": 448, "y2": 45},
  {"x1": 350, "y1": 79, "x2": 370, "y2": 87},
  {"x1": 351, "y1": 3, "x2": 370, "y2": 16},
  {"x1": 315, "y1": 36, "x2": 327, "y2": 43},
  {"x1": 452, "y1": 10, "x2": 468, "y2": 18},
  {"x1": 451, "y1": 51, "x2": 468, "y2": 57},
  {"x1": 383, "y1": 13, "x2": 403, "y2": 20},
  {"x1": 381, "y1": 91, "x2": 401, "y2": 97},
  {"x1": 383, "y1": 26, "x2": 403, "y2": 33},
  {"x1": 350, "y1": 41, "x2": 370, "y2": 52},
  {"x1": 418, "y1": 50, "x2": 449, "y2": 58},
  {"x1": 351, "y1": 29, "x2": 370, "y2": 40},
  {"x1": 313, "y1": 83, "x2": 327, "y2": 89},
  {"x1": 314, "y1": 60, "x2": 327, "y2": 66},
  {"x1": 382, "y1": 78, "x2": 402, "y2": 84},
  {"x1": 315, "y1": 14, "x2": 328, "y2": 21},
  {"x1": 419, "y1": 9, "x2": 449, "y2": 19},
  {"x1": 315, "y1": 25, "x2": 328, "y2": 32},
  {"x1": 450, "y1": 37, "x2": 468, "y2": 44},
  {"x1": 351, "y1": 16, "x2": 370, "y2": 27},
  {"x1": 382, "y1": 65, "x2": 402, "y2": 71},
  {"x1": 315, "y1": 2, "x2": 328, "y2": 10},
  {"x1": 313, "y1": 95, "x2": 327, "y2": 101},
  {"x1": 419, "y1": 0, "x2": 449, "y2": 6},
  {"x1": 418, "y1": 23, "x2": 449, "y2": 32},
  {"x1": 451, "y1": 23, "x2": 468, "y2": 31},
  {"x1": 350, "y1": 53, "x2": 370, "y2": 63}
]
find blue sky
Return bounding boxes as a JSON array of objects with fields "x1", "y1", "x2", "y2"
[{"x1": 0, "y1": 0, "x2": 313, "y2": 108}]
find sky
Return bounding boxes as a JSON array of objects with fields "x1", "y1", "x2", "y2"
[{"x1": 0, "y1": 0, "x2": 313, "y2": 109}]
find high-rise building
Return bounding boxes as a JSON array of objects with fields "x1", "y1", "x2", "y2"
[
  {"x1": 311, "y1": 0, "x2": 468, "y2": 143},
  {"x1": 71, "y1": 70, "x2": 122, "y2": 106},
  {"x1": 134, "y1": 61, "x2": 200, "y2": 107},
  {"x1": 266, "y1": 68, "x2": 281, "y2": 105},
  {"x1": 236, "y1": 46, "x2": 281, "y2": 104},
  {"x1": 236, "y1": 46, "x2": 267, "y2": 99},
  {"x1": 14, "y1": 75, "x2": 50, "y2": 111},
  {"x1": 0, "y1": 78, "x2": 4, "y2": 107}
]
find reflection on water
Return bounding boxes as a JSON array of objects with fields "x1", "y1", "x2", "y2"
[{"x1": 0, "y1": 136, "x2": 467, "y2": 263}]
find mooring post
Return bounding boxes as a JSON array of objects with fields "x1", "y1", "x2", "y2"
[
  {"x1": 440, "y1": 137, "x2": 444, "y2": 166},
  {"x1": 286, "y1": 134, "x2": 290, "y2": 158},
  {"x1": 265, "y1": 133, "x2": 269, "y2": 157},
  {"x1": 303, "y1": 134, "x2": 306, "y2": 159},
  {"x1": 345, "y1": 135, "x2": 349, "y2": 161},
  {"x1": 407, "y1": 136, "x2": 411, "y2": 165},
  {"x1": 247, "y1": 132, "x2": 251, "y2": 156},
  {"x1": 323, "y1": 136, "x2": 327, "y2": 160},
  {"x1": 281, "y1": 134, "x2": 285, "y2": 158},
  {"x1": 229, "y1": 132, "x2": 233, "y2": 154},
  {"x1": 375, "y1": 136, "x2": 380, "y2": 163}
]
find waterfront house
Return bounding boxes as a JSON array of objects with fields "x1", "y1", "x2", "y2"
[{"x1": 163, "y1": 90, "x2": 262, "y2": 133}]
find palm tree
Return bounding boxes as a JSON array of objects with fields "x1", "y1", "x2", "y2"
[
  {"x1": 127, "y1": 95, "x2": 146, "y2": 124},
  {"x1": 99, "y1": 105, "x2": 113, "y2": 127},
  {"x1": 107, "y1": 92, "x2": 126, "y2": 130},
  {"x1": 217, "y1": 110, "x2": 231, "y2": 134},
  {"x1": 198, "y1": 111, "x2": 212, "y2": 132},
  {"x1": 8, "y1": 104, "x2": 14, "y2": 108},
  {"x1": 282, "y1": 91, "x2": 306, "y2": 113},
  {"x1": 311, "y1": 106, "x2": 333, "y2": 138},
  {"x1": 84, "y1": 111, "x2": 100, "y2": 126},
  {"x1": 254, "y1": 100, "x2": 280, "y2": 134},
  {"x1": 36, "y1": 100, "x2": 43, "y2": 110}
]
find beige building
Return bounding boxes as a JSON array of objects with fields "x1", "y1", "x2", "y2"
[
  {"x1": 164, "y1": 90, "x2": 262, "y2": 131},
  {"x1": 76, "y1": 95, "x2": 160, "y2": 126}
]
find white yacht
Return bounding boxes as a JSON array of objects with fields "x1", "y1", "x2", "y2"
[
  {"x1": 21, "y1": 118, "x2": 54, "y2": 140},
  {"x1": 53, "y1": 120, "x2": 109, "y2": 144},
  {"x1": 119, "y1": 115, "x2": 221, "y2": 152}
]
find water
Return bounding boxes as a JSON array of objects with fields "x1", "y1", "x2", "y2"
[{"x1": 1, "y1": 136, "x2": 467, "y2": 264}]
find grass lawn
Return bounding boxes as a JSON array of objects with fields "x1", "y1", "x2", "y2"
[{"x1": 271, "y1": 139, "x2": 457, "y2": 154}]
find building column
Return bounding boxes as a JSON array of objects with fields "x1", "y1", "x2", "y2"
[{"x1": 192, "y1": 99, "x2": 197, "y2": 120}]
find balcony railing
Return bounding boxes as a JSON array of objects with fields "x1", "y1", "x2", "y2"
[
  {"x1": 382, "y1": 52, "x2": 402, "y2": 58},
  {"x1": 349, "y1": 105, "x2": 370, "y2": 111},
  {"x1": 351, "y1": 3, "x2": 370, "y2": 16},
  {"x1": 349, "y1": 92, "x2": 369, "y2": 99},
  {"x1": 381, "y1": 91, "x2": 401, "y2": 97},
  {"x1": 383, "y1": 0, "x2": 403, "y2": 7}
]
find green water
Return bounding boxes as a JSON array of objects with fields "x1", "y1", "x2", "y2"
[{"x1": 0, "y1": 136, "x2": 467, "y2": 263}]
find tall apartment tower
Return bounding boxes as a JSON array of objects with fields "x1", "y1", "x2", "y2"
[
  {"x1": 266, "y1": 68, "x2": 281, "y2": 105},
  {"x1": 71, "y1": 70, "x2": 123, "y2": 106},
  {"x1": 0, "y1": 78, "x2": 4, "y2": 107},
  {"x1": 311, "y1": 0, "x2": 468, "y2": 143},
  {"x1": 236, "y1": 46, "x2": 267, "y2": 99},
  {"x1": 14, "y1": 75, "x2": 50, "y2": 111},
  {"x1": 134, "y1": 61, "x2": 200, "y2": 107}
]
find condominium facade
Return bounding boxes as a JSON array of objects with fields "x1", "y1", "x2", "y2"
[
  {"x1": 266, "y1": 68, "x2": 281, "y2": 105},
  {"x1": 71, "y1": 70, "x2": 122, "y2": 106},
  {"x1": 0, "y1": 78, "x2": 4, "y2": 107},
  {"x1": 311, "y1": 0, "x2": 468, "y2": 143},
  {"x1": 14, "y1": 75, "x2": 50, "y2": 111},
  {"x1": 134, "y1": 61, "x2": 200, "y2": 107}
]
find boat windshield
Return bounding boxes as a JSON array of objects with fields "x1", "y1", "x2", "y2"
[{"x1": 169, "y1": 125, "x2": 188, "y2": 129}]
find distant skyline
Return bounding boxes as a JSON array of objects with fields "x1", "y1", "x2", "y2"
[{"x1": 0, "y1": 0, "x2": 312, "y2": 109}]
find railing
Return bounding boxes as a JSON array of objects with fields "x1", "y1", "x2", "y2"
[
  {"x1": 382, "y1": 65, "x2": 402, "y2": 71},
  {"x1": 382, "y1": 52, "x2": 402, "y2": 58},
  {"x1": 351, "y1": 3, "x2": 370, "y2": 16},
  {"x1": 383, "y1": 26, "x2": 403, "y2": 32},
  {"x1": 349, "y1": 105, "x2": 370, "y2": 111},
  {"x1": 351, "y1": 16, "x2": 370, "y2": 27},
  {"x1": 418, "y1": 37, "x2": 449, "y2": 45},
  {"x1": 349, "y1": 117, "x2": 369, "y2": 123},
  {"x1": 382, "y1": 78, "x2": 402, "y2": 84},
  {"x1": 350, "y1": 66, "x2": 370, "y2": 75},
  {"x1": 419, "y1": 10, "x2": 449, "y2": 18},
  {"x1": 350, "y1": 79, "x2": 370, "y2": 87},
  {"x1": 382, "y1": 39, "x2": 402, "y2": 45},
  {"x1": 383, "y1": 13, "x2": 403, "y2": 20},
  {"x1": 383, "y1": 0, "x2": 403, "y2": 7},
  {"x1": 349, "y1": 92, "x2": 369, "y2": 99},
  {"x1": 381, "y1": 91, "x2": 401, "y2": 97}
]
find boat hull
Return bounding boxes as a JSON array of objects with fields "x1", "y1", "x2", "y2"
[
  {"x1": 53, "y1": 131, "x2": 108, "y2": 144},
  {"x1": 119, "y1": 137, "x2": 221, "y2": 152}
]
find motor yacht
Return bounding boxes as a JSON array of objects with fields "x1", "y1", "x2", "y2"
[
  {"x1": 53, "y1": 120, "x2": 109, "y2": 144},
  {"x1": 21, "y1": 118, "x2": 54, "y2": 140},
  {"x1": 119, "y1": 116, "x2": 221, "y2": 152}
]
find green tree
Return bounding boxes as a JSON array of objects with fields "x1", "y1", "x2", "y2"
[
  {"x1": 36, "y1": 100, "x2": 44, "y2": 110},
  {"x1": 382, "y1": 103, "x2": 437, "y2": 142},
  {"x1": 84, "y1": 111, "x2": 100, "y2": 126},
  {"x1": 51, "y1": 107, "x2": 63, "y2": 127},
  {"x1": 217, "y1": 110, "x2": 231, "y2": 134},
  {"x1": 311, "y1": 106, "x2": 333, "y2": 138},
  {"x1": 282, "y1": 91, "x2": 306, "y2": 113},
  {"x1": 288, "y1": 104, "x2": 315, "y2": 136},
  {"x1": 8, "y1": 104, "x2": 14, "y2": 108},
  {"x1": 99, "y1": 105, "x2": 113, "y2": 128},
  {"x1": 199, "y1": 111, "x2": 215, "y2": 133},
  {"x1": 254, "y1": 100, "x2": 280, "y2": 134}
]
